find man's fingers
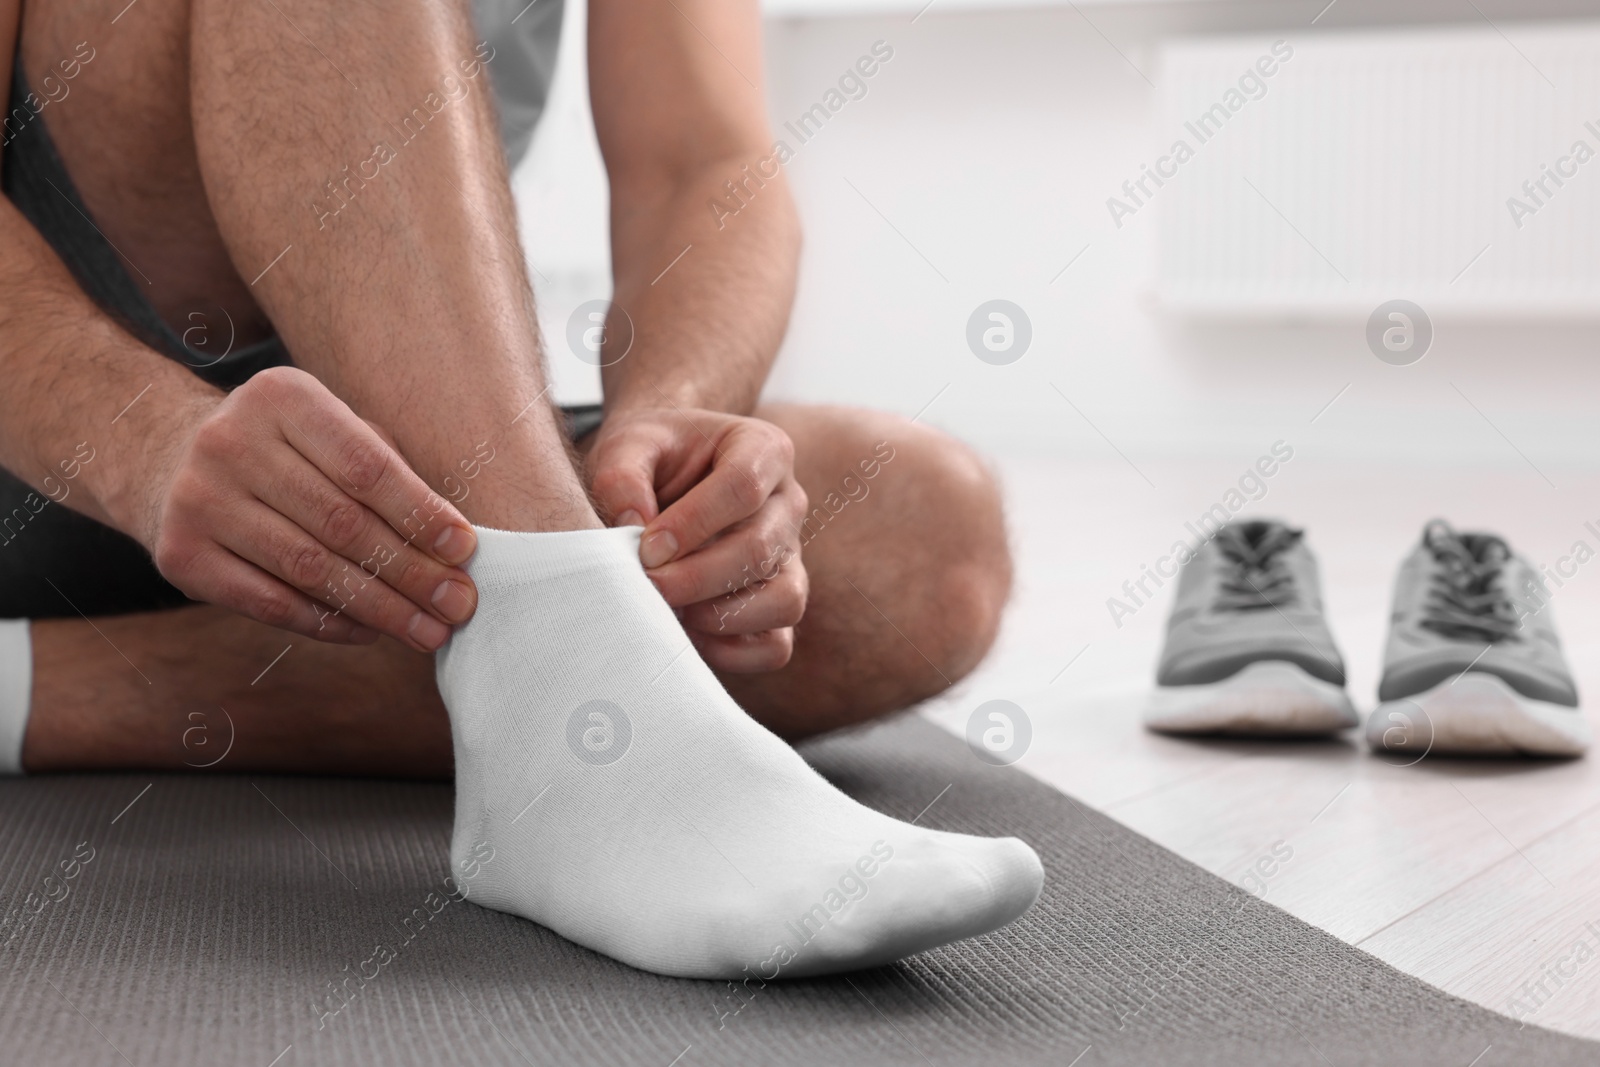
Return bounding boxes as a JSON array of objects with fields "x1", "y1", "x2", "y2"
[
  {"x1": 679, "y1": 567, "x2": 807, "y2": 635},
  {"x1": 249, "y1": 446, "x2": 477, "y2": 625},
  {"x1": 216, "y1": 504, "x2": 454, "y2": 652},
  {"x1": 174, "y1": 544, "x2": 380, "y2": 645},
  {"x1": 691, "y1": 628, "x2": 795, "y2": 674},
  {"x1": 244, "y1": 368, "x2": 477, "y2": 566},
  {"x1": 648, "y1": 519, "x2": 802, "y2": 608},
  {"x1": 642, "y1": 423, "x2": 792, "y2": 566}
]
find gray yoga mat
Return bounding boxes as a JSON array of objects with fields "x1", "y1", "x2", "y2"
[{"x1": 0, "y1": 715, "x2": 1590, "y2": 1066}]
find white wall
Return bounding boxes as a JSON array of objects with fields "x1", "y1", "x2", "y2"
[{"x1": 513, "y1": 0, "x2": 1600, "y2": 474}]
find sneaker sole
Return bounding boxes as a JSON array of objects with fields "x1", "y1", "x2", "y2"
[
  {"x1": 1366, "y1": 672, "x2": 1591, "y2": 758},
  {"x1": 1144, "y1": 660, "x2": 1358, "y2": 736}
]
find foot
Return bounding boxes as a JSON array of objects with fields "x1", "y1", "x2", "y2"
[
  {"x1": 1145, "y1": 520, "x2": 1357, "y2": 736},
  {"x1": 437, "y1": 526, "x2": 1043, "y2": 980},
  {"x1": 1367, "y1": 521, "x2": 1590, "y2": 757}
]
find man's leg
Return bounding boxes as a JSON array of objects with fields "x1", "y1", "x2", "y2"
[
  {"x1": 22, "y1": 605, "x2": 449, "y2": 776},
  {"x1": 21, "y1": 405, "x2": 1009, "y2": 772},
  {"x1": 26, "y1": 0, "x2": 591, "y2": 532},
  {"x1": 17, "y1": 0, "x2": 1039, "y2": 979}
]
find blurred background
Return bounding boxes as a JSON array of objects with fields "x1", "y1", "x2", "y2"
[
  {"x1": 511, "y1": 0, "x2": 1600, "y2": 711},
  {"x1": 518, "y1": 0, "x2": 1600, "y2": 466}
]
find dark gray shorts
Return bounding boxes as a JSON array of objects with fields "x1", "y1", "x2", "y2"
[{"x1": 0, "y1": 64, "x2": 599, "y2": 620}]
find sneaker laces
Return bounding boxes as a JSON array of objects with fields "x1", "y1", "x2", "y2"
[
  {"x1": 1418, "y1": 519, "x2": 1522, "y2": 643},
  {"x1": 1212, "y1": 522, "x2": 1303, "y2": 611}
]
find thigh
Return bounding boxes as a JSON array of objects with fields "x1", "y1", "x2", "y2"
[{"x1": 18, "y1": 0, "x2": 270, "y2": 346}]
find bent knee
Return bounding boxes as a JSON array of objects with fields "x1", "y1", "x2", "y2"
[
  {"x1": 887, "y1": 423, "x2": 1012, "y2": 692},
  {"x1": 780, "y1": 405, "x2": 1012, "y2": 686}
]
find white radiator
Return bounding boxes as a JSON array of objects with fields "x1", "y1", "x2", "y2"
[{"x1": 1153, "y1": 22, "x2": 1600, "y2": 316}]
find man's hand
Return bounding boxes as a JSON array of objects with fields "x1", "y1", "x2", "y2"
[
  {"x1": 586, "y1": 407, "x2": 808, "y2": 673},
  {"x1": 139, "y1": 366, "x2": 478, "y2": 651}
]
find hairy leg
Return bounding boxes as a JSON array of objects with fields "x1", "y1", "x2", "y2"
[
  {"x1": 16, "y1": 1, "x2": 1041, "y2": 980},
  {"x1": 23, "y1": 0, "x2": 592, "y2": 531},
  {"x1": 22, "y1": 604, "x2": 448, "y2": 776}
]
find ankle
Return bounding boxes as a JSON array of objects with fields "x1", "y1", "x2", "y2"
[{"x1": 430, "y1": 416, "x2": 604, "y2": 534}]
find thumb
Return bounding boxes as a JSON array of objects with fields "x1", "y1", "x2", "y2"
[{"x1": 589, "y1": 432, "x2": 662, "y2": 528}]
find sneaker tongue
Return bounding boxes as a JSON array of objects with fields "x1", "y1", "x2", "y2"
[
  {"x1": 1462, "y1": 533, "x2": 1511, "y2": 565},
  {"x1": 1219, "y1": 520, "x2": 1299, "y2": 564},
  {"x1": 1237, "y1": 520, "x2": 1282, "y2": 544},
  {"x1": 1417, "y1": 521, "x2": 1521, "y2": 643},
  {"x1": 1212, "y1": 521, "x2": 1301, "y2": 610}
]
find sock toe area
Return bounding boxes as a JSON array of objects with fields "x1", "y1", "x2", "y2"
[{"x1": 771, "y1": 834, "x2": 1045, "y2": 979}]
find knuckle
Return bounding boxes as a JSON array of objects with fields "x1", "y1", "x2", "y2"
[
  {"x1": 780, "y1": 570, "x2": 809, "y2": 617},
  {"x1": 745, "y1": 536, "x2": 779, "y2": 582},
  {"x1": 152, "y1": 533, "x2": 201, "y2": 584},
  {"x1": 192, "y1": 415, "x2": 246, "y2": 463},
  {"x1": 320, "y1": 498, "x2": 367, "y2": 547},
  {"x1": 763, "y1": 424, "x2": 796, "y2": 466},
  {"x1": 283, "y1": 538, "x2": 331, "y2": 589},
  {"x1": 335, "y1": 438, "x2": 391, "y2": 494},
  {"x1": 726, "y1": 472, "x2": 765, "y2": 513},
  {"x1": 787, "y1": 481, "x2": 810, "y2": 520},
  {"x1": 250, "y1": 588, "x2": 298, "y2": 629},
  {"x1": 590, "y1": 465, "x2": 639, "y2": 507},
  {"x1": 245, "y1": 364, "x2": 308, "y2": 401},
  {"x1": 750, "y1": 522, "x2": 795, "y2": 575}
]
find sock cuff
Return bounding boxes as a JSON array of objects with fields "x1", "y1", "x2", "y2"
[
  {"x1": 466, "y1": 525, "x2": 645, "y2": 588},
  {"x1": 0, "y1": 619, "x2": 31, "y2": 775}
]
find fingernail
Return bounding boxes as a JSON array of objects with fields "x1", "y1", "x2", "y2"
[
  {"x1": 408, "y1": 611, "x2": 451, "y2": 651},
  {"x1": 615, "y1": 509, "x2": 644, "y2": 528},
  {"x1": 431, "y1": 579, "x2": 475, "y2": 623},
  {"x1": 433, "y1": 525, "x2": 476, "y2": 565},
  {"x1": 640, "y1": 529, "x2": 678, "y2": 569}
]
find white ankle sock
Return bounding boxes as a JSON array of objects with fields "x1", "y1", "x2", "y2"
[
  {"x1": 437, "y1": 525, "x2": 1042, "y2": 980},
  {"x1": 0, "y1": 619, "x2": 30, "y2": 775}
]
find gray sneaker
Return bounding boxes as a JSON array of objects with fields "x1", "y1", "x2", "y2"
[
  {"x1": 1145, "y1": 520, "x2": 1357, "y2": 735},
  {"x1": 1367, "y1": 520, "x2": 1589, "y2": 757}
]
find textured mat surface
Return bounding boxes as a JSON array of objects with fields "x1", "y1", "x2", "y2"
[{"x1": 0, "y1": 715, "x2": 1591, "y2": 1066}]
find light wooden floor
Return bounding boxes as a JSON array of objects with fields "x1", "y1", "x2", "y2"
[{"x1": 920, "y1": 453, "x2": 1600, "y2": 1040}]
